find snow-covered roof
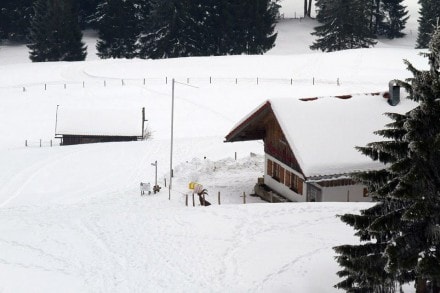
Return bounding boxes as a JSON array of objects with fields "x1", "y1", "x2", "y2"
[
  {"x1": 226, "y1": 93, "x2": 418, "y2": 178},
  {"x1": 56, "y1": 106, "x2": 144, "y2": 137}
]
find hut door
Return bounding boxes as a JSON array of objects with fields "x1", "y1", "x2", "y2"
[{"x1": 307, "y1": 184, "x2": 322, "y2": 202}]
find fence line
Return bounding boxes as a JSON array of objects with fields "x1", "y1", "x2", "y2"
[
  {"x1": 25, "y1": 139, "x2": 59, "y2": 148},
  {"x1": 8, "y1": 76, "x2": 345, "y2": 93}
]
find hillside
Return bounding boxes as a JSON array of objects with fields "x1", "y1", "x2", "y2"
[{"x1": 0, "y1": 1, "x2": 423, "y2": 292}]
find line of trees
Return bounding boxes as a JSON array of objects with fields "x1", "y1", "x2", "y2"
[
  {"x1": 1, "y1": 0, "x2": 439, "y2": 60},
  {"x1": 2, "y1": 0, "x2": 280, "y2": 61},
  {"x1": 94, "y1": 0, "x2": 279, "y2": 59}
]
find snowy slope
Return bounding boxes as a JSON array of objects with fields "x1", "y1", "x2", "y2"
[{"x1": 0, "y1": 1, "x2": 423, "y2": 292}]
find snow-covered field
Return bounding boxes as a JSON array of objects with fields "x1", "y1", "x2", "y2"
[{"x1": 0, "y1": 1, "x2": 424, "y2": 292}]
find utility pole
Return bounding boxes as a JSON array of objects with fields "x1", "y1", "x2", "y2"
[
  {"x1": 151, "y1": 160, "x2": 158, "y2": 188},
  {"x1": 168, "y1": 79, "x2": 198, "y2": 200}
]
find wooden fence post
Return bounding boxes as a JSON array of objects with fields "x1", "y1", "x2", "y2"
[
  {"x1": 39, "y1": 139, "x2": 42, "y2": 147},
  {"x1": 45, "y1": 84, "x2": 47, "y2": 90},
  {"x1": 210, "y1": 76, "x2": 212, "y2": 84},
  {"x1": 242, "y1": 192, "x2": 246, "y2": 204},
  {"x1": 192, "y1": 193, "x2": 195, "y2": 207},
  {"x1": 164, "y1": 178, "x2": 167, "y2": 187},
  {"x1": 185, "y1": 194, "x2": 188, "y2": 206},
  {"x1": 218, "y1": 191, "x2": 221, "y2": 205},
  {"x1": 25, "y1": 140, "x2": 27, "y2": 147}
]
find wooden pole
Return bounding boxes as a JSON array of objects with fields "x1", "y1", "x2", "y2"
[
  {"x1": 164, "y1": 178, "x2": 167, "y2": 187},
  {"x1": 192, "y1": 193, "x2": 195, "y2": 207},
  {"x1": 243, "y1": 192, "x2": 246, "y2": 204},
  {"x1": 142, "y1": 107, "x2": 145, "y2": 139},
  {"x1": 235, "y1": 152, "x2": 237, "y2": 160},
  {"x1": 218, "y1": 191, "x2": 221, "y2": 205},
  {"x1": 185, "y1": 194, "x2": 188, "y2": 206}
]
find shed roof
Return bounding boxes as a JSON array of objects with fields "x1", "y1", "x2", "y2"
[
  {"x1": 56, "y1": 106, "x2": 144, "y2": 137},
  {"x1": 225, "y1": 93, "x2": 418, "y2": 178}
]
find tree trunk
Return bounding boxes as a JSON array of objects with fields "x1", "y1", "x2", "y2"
[
  {"x1": 416, "y1": 278, "x2": 427, "y2": 293},
  {"x1": 304, "y1": 0, "x2": 308, "y2": 18},
  {"x1": 307, "y1": 0, "x2": 312, "y2": 17}
]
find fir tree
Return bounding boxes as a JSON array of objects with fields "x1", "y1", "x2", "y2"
[
  {"x1": 334, "y1": 26, "x2": 440, "y2": 292},
  {"x1": 28, "y1": 0, "x2": 87, "y2": 62},
  {"x1": 95, "y1": 0, "x2": 140, "y2": 59},
  {"x1": 311, "y1": 0, "x2": 377, "y2": 52},
  {"x1": 138, "y1": 0, "x2": 200, "y2": 59},
  {"x1": 234, "y1": 0, "x2": 279, "y2": 55},
  {"x1": 0, "y1": 0, "x2": 33, "y2": 41},
  {"x1": 138, "y1": 0, "x2": 279, "y2": 59},
  {"x1": 380, "y1": 0, "x2": 409, "y2": 39},
  {"x1": 416, "y1": 0, "x2": 440, "y2": 49}
]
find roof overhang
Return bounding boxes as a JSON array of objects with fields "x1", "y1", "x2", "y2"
[{"x1": 225, "y1": 101, "x2": 271, "y2": 142}]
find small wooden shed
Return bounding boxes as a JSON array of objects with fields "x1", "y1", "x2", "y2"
[{"x1": 55, "y1": 106, "x2": 147, "y2": 145}]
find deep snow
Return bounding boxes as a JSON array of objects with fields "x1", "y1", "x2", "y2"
[{"x1": 0, "y1": 1, "x2": 423, "y2": 292}]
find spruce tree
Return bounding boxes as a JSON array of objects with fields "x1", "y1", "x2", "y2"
[
  {"x1": 416, "y1": 0, "x2": 440, "y2": 49},
  {"x1": 0, "y1": 0, "x2": 33, "y2": 41},
  {"x1": 138, "y1": 0, "x2": 279, "y2": 59},
  {"x1": 311, "y1": 0, "x2": 377, "y2": 52},
  {"x1": 234, "y1": 0, "x2": 279, "y2": 55},
  {"x1": 95, "y1": 0, "x2": 140, "y2": 59},
  {"x1": 138, "y1": 0, "x2": 200, "y2": 59},
  {"x1": 334, "y1": 26, "x2": 440, "y2": 292},
  {"x1": 28, "y1": 0, "x2": 87, "y2": 62},
  {"x1": 380, "y1": 0, "x2": 409, "y2": 39}
]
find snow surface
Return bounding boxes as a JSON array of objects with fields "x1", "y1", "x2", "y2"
[{"x1": 0, "y1": 1, "x2": 422, "y2": 292}]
